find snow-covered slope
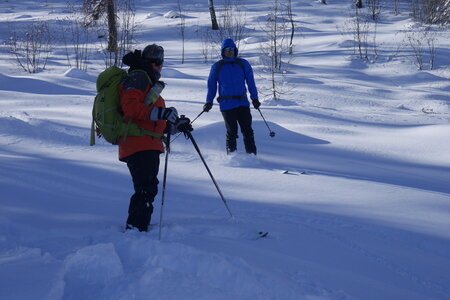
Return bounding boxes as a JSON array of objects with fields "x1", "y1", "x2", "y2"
[{"x1": 1, "y1": 0, "x2": 450, "y2": 299}]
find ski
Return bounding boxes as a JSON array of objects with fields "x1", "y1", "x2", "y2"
[
  {"x1": 282, "y1": 170, "x2": 306, "y2": 175},
  {"x1": 257, "y1": 231, "x2": 269, "y2": 238}
]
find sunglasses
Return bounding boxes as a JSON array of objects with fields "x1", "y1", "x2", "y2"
[{"x1": 224, "y1": 47, "x2": 235, "y2": 52}]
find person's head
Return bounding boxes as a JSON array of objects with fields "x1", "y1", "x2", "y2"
[
  {"x1": 143, "y1": 44, "x2": 164, "y2": 72},
  {"x1": 221, "y1": 39, "x2": 238, "y2": 59}
]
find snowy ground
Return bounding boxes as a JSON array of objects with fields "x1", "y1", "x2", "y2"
[{"x1": 1, "y1": 0, "x2": 450, "y2": 299}]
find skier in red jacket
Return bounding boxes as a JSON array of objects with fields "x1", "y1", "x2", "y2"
[{"x1": 119, "y1": 44, "x2": 186, "y2": 232}]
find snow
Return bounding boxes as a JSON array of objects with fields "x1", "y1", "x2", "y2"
[{"x1": 1, "y1": 0, "x2": 450, "y2": 299}]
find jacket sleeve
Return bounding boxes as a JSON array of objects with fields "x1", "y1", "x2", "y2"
[
  {"x1": 206, "y1": 62, "x2": 218, "y2": 103},
  {"x1": 243, "y1": 60, "x2": 259, "y2": 101},
  {"x1": 120, "y1": 72, "x2": 152, "y2": 120}
]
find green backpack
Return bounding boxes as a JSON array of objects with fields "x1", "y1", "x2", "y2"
[{"x1": 90, "y1": 66, "x2": 165, "y2": 146}]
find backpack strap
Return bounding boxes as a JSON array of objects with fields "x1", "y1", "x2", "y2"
[
  {"x1": 235, "y1": 58, "x2": 245, "y2": 76},
  {"x1": 215, "y1": 58, "x2": 247, "y2": 101},
  {"x1": 120, "y1": 118, "x2": 167, "y2": 143},
  {"x1": 141, "y1": 129, "x2": 167, "y2": 142},
  {"x1": 90, "y1": 118, "x2": 96, "y2": 146},
  {"x1": 215, "y1": 58, "x2": 245, "y2": 81},
  {"x1": 121, "y1": 69, "x2": 166, "y2": 143}
]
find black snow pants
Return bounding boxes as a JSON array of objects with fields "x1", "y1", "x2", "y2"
[
  {"x1": 221, "y1": 106, "x2": 257, "y2": 154},
  {"x1": 124, "y1": 150, "x2": 160, "y2": 232}
]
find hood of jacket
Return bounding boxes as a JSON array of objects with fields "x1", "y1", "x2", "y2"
[{"x1": 221, "y1": 39, "x2": 238, "y2": 59}]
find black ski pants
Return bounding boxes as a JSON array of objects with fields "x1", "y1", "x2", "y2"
[
  {"x1": 221, "y1": 106, "x2": 257, "y2": 154},
  {"x1": 123, "y1": 150, "x2": 161, "y2": 231}
]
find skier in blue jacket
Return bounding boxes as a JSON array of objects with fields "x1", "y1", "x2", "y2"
[{"x1": 203, "y1": 38, "x2": 261, "y2": 155}]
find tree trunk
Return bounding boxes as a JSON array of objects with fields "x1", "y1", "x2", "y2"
[
  {"x1": 208, "y1": 0, "x2": 219, "y2": 30},
  {"x1": 106, "y1": 0, "x2": 118, "y2": 52},
  {"x1": 287, "y1": 0, "x2": 295, "y2": 54},
  {"x1": 356, "y1": 0, "x2": 363, "y2": 9}
]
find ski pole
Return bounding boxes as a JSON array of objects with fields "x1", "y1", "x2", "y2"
[
  {"x1": 257, "y1": 108, "x2": 275, "y2": 137},
  {"x1": 190, "y1": 110, "x2": 205, "y2": 124},
  {"x1": 184, "y1": 130, "x2": 233, "y2": 218},
  {"x1": 158, "y1": 131, "x2": 171, "y2": 240},
  {"x1": 170, "y1": 110, "x2": 205, "y2": 143}
]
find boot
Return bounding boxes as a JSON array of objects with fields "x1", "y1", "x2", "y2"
[
  {"x1": 226, "y1": 137, "x2": 237, "y2": 154},
  {"x1": 243, "y1": 134, "x2": 257, "y2": 155},
  {"x1": 126, "y1": 190, "x2": 154, "y2": 232}
]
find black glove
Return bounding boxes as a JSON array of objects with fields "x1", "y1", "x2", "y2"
[
  {"x1": 166, "y1": 117, "x2": 193, "y2": 135},
  {"x1": 150, "y1": 107, "x2": 178, "y2": 123},
  {"x1": 175, "y1": 117, "x2": 193, "y2": 133},
  {"x1": 203, "y1": 102, "x2": 213, "y2": 112},
  {"x1": 252, "y1": 99, "x2": 261, "y2": 109}
]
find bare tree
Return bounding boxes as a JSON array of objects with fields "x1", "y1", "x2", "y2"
[
  {"x1": 204, "y1": 0, "x2": 248, "y2": 59},
  {"x1": 200, "y1": 27, "x2": 210, "y2": 63},
  {"x1": 217, "y1": 0, "x2": 248, "y2": 48},
  {"x1": 366, "y1": 0, "x2": 381, "y2": 21},
  {"x1": 84, "y1": 0, "x2": 136, "y2": 66},
  {"x1": 7, "y1": 21, "x2": 52, "y2": 73},
  {"x1": 106, "y1": 0, "x2": 118, "y2": 52},
  {"x1": 178, "y1": 0, "x2": 186, "y2": 64},
  {"x1": 352, "y1": 6, "x2": 370, "y2": 60},
  {"x1": 410, "y1": 0, "x2": 450, "y2": 26},
  {"x1": 427, "y1": 31, "x2": 437, "y2": 70},
  {"x1": 117, "y1": 0, "x2": 136, "y2": 58},
  {"x1": 407, "y1": 29, "x2": 425, "y2": 70},
  {"x1": 287, "y1": 0, "x2": 296, "y2": 54},
  {"x1": 84, "y1": 0, "x2": 118, "y2": 52},
  {"x1": 394, "y1": 0, "x2": 400, "y2": 15},
  {"x1": 405, "y1": 25, "x2": 439, "y2": 70},
  {"x1": 259, "y1": 0, "x2": 292, "y2": 100},
  {"x1": 58, "y1": 2, "x2": 97, "y2": 71},
  {"x1": 356, "y1": 0, "x2": 363, "y2": 9},
  {"x1": 60, "y1": 17, "x2": 91, "y2": 70},
  {"x1": 208, "y1": 0, "x2": 219, "y2": 30}
]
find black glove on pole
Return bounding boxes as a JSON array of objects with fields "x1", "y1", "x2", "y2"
[
  {"x1": 252, "y1": 99, "x2": 261, "y2": 109},
  {"x1": 158, "y1": 131, "x2": 171, "y2": 240},
  {"x1": 203, "y1": 102, "x2": 212, "y2": 112},
  {"x1": 257, "y1": 108, "x2": 276, "y2": 137},
  {"x1": 185, "y1": 130, "x2": 233, "y2": 218},
  {"x1": 170, "y1": 111, "x2": 204, "y2": 143}
]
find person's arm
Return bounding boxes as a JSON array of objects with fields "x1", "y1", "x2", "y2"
[
  {"x1": 121, "y1": 72, "x2": 177, "y2": 122},
  {"x1": 120, "y1": 72, "x2": 152, "y2": 120},
  {"x1": 243, "y1": 60, "x2": 259, "y2": 101},
  {"x1": 206, "y1": 62, "x2": 219, "y2": 104}
]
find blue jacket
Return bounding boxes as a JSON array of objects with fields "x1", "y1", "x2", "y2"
[{"x1": 206, "y1": 39, "x2": 259, "y2": 111}]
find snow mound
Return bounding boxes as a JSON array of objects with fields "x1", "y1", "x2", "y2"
[
  {"x1": 339, "y1": 40, "x2": 355, "y2": 48},
  {"x1": 61, "y1": 243, "x2": 124, "y2": 299},
  {"x1": 63, "y1": 243, "x2": 124, "y2": 284},
  {"x1": 164, "y1": 10, "x2": 180, "y2": 18},
  {"x1": 146, "y1": 12, "x2": 160, "y2": 18},
  {"x1": 63, "y1": 68, "x2": 91, "y2": 80},
  {"x1": 242, "y1": 36, "x2": 265, "y2": 44},
  {"x1": 0, "y1": 116, "x2": 86, "y2": 145},
  {"x1": 15, "y1": 14, "x2": 32, "y2": 19},
  {"x1": 396, "y1": 104, "x2": 412, "y2": 110}
]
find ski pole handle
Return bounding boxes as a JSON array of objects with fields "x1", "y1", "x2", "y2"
[{"x1": 170, "y1": 110, "x2": 204, "y2": 143}]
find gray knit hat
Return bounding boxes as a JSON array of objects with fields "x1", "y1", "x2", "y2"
[{"x1": 143, "y1": 44, "x2": 164, "y2": 65}]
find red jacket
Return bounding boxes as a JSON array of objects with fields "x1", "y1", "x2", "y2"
[{"x1": 118, "y1": 72, "x2": 166, "y2": 160}]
